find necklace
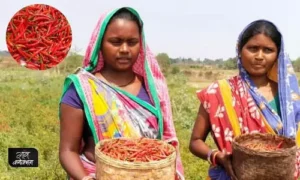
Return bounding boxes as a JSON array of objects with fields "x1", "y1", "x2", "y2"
[
  {"x1": 115, "y1": 75, "x2": 136, "y2": 87},
  {"x1": 98, "y1": 73, "x2": 136, "y2": 87}
]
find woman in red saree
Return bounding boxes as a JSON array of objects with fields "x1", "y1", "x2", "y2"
[{"x1": 189, "y1": 20, "x2": 300, "y2": 180}]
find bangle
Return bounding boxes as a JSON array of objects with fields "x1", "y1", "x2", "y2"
[
  {"x1": 212, "y1": 151, "x2": 221, "y2": 166},
  {"x1": 81, "y1": 176, "x2": 95, "y2": 180},
  {"x1": 207, "y1": 149, "x2": 218, "y2": 165}
]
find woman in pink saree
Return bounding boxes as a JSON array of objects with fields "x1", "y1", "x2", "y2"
[{"x1": 59, "y1": 7, "x2": 184, "y2": 180}]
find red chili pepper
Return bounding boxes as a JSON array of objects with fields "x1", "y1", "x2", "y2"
[
  {"x1": 25, "y1": 62, "x2": 39, "y2": 70},
  {"x1": 47, "y1": 25, "x2": 69, "y2": 37},
  {"x1": 12, "y1": 54, "x2": 21, "y2": 60},
  {"x1": 40, "y1": 36, "x2": 52, "y2": 45},
  {"x1": 38, "y1": 20, "x2": 53, "y2": 27},
  {"x1": 276, "y1": 141, "x2": 283, "y2": 149},
  {"x1": 40, "y1": 61, "x2": 45, "y2": 70},
  {"x1": 14, "y1": 25, "x2": 27, "y2": 41},
  {"x1": 9, "y1": 22, "x2": 17, "y2": 37},
  {"x1": 34, "y1": 14, "x2": 51, "y2": 19},
  {"x1": 15, "y1": 47, "x2": 30, "y2": 58},
  {"x1": 26, "y1": 40, "x2": 40, "y2": 48},
  {"x1": 30, "y1": 47, "x2": 45, "y2": 60},
  {"x1": 51, "y1": 9, "x2": 56, "y2": 19}
]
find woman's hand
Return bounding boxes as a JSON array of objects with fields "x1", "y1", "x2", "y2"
[{"x1": 215, "y1": 152, "x2": 238, "y2": 180}]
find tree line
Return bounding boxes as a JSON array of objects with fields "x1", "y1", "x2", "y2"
[
  {"x1": 156, "y1": 53, "x2": 238, "y2": 71},
  {"x1": 156, "y1": 53, "x2": 300, "y2": 72},
  {"x1": 8, "y1": 49, "x2": 295, "y2": 75}
]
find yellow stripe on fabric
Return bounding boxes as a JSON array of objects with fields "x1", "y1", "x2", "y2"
[
  {"x1": 101, "y1": 113, "x2": 115, "y2": 138},
  {"x1": 218, "y1": 79, "x2": 241, "y2": 136},
  {"x1": 88, "y1": 79, "x2": 108, "y2": 115},
  {"x1": 296, "y1": 122, "x2": 300, "y2": 147},
  {"x1": 260, "y1": 111, "x2": 276, "y2": 134}
]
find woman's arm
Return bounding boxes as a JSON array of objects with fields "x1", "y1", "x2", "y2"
[
  {"x1": 189, "y1": 104, "x2": 212, "y2": 160},
  {"x1": 59, "y1": 103, "x2": 91, "y2": 180},
  {"x1": 189, "y1": 104, "x2": 237, "y2": 180}
]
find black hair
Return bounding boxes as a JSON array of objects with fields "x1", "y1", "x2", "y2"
[
  {"x1": 108, "y1": 8, "x2": 143, "y2": 34},
  {"x1": 238, "y1": 20, "x2": 282, "y2": 54}
]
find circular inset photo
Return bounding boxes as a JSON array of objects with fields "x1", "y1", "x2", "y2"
[{"x1": 6, "y1": 4, "x2": 72, "y2": 70}]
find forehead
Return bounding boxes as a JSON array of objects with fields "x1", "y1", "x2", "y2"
[
  {"x1": 104, "y1": 18, "x2": 140, "y2": 38},
  {"x1": 245, "y1": 34, "x2": 276, "y2": 47}
]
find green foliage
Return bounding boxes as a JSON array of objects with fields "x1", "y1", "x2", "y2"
[
  {"x1": 0, "y1": 68, "x2": 66, "y2": 179},
  {"x1": 292, "y1": 57, "x2": 300, "y2": 72},
  {"x1": 167, "y1": 74, "x2": 198, "y2": 130},
  {"x1": 223, "y1": 57, "x2": 237, "y2": 70},
  {"x1": 167, "y1": 56, "x2": 238, "y2": 70},
  {"x1": 156, "y1": 53, "x2": 171, "y2": 72},
  {"x1": 171, "y1": 66, "x2": 180, "y2": 74},
  {"x1": 167, "y1": 74, "x2": 215, "y2": 179},
  {"x1": 57, "y1": 53, "x2": 83, "y2": 73},
  {"x1": 189, "y1": 65, "x2": 202, "y2": 69}
]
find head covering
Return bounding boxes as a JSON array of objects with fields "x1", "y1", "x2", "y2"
[
  {"x1": 237, "y1": 19, "x2": 300, "y2": 137},
  {"x1": 82, "y1": 7, "x2": 144, "y2": 74}
]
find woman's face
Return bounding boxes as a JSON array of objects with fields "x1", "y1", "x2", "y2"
[
  {"x1": 101, "y1": 18, "x2": 141, "y2": 72},
  {"x1": 240, "y1": 33, "x2": 278, "y2": 77}
]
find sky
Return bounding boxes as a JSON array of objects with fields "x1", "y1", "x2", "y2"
[{"x1": 1, "y1": 0, "x2": 299, "y2": 60}]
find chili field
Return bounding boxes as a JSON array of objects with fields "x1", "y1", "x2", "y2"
[{"x1": 0, "y1": 57, "x2": 215, "y2": 180}]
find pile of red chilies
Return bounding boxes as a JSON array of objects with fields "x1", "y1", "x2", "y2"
[
  {"x1": 99, "y1": 138, "x2": 175, "y2": 162},
  {"x1": 244, "y1": 141, "x2": 283, "y2": 151},
  {"x1": 6, "y1": 4, "x2": 72, "y2": 70}
]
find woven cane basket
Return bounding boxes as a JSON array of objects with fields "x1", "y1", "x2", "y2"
[
  {"x1": 232, "y1": 133, "x2": 297, "y2": 180},
  {"x1": 95, "y1": 138, "x2": 176, "y2": 180}
]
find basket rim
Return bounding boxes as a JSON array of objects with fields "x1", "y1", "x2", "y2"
[
  {"x1": 95, "y1": 137, "x2": 177, "y2": 169},
  {"x1": 232, "y1": 133, "x2": 297, "y2": 156}
]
